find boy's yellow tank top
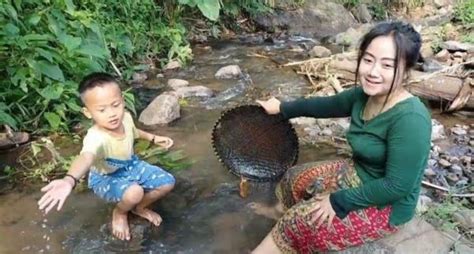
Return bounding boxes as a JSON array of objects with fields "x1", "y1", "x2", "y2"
[{"x1": 80, "y1": 112, "x2": 138, "y2": 174}]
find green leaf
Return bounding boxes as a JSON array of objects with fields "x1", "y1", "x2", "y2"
[
  {"x1": 40, "y1": 84, "x2": 64, "y2": 100},
  {"x1": 5, "y1": 4, "x2": 18, "y2": 21},
  {"x1": 4, "y1": 23, "x2": 19, "y2": 36},
  {"x1": 0, "y1": 110, "x2": 18, "y2": 130},
  {"x1": 27, "y1": 14, "x2": 41, "y2": 26},
  {"x1": 64, "y1": 0, "x2": 76, "y2": 12},
  {"x1": 31, "y1": 60, "x2": 65, "y2": 81},
  {"x1": 178, "y1": 0, "x2": 197, "y2": 7},
  {"x1": 44, "y1": 112, "x2": 61, "y2": 129},
  {"x1": 76, "y1": 44, "x2": 108, "y2": 59},
  {"x1": 58, "y1": 34, "x2": 82, "y2": 51},
  {"x1": 196, "y1": 0, "x2": 220, "y2": 21},
  {"x1": 65, "y1": 99, "x2": 82, "y2": 112},
  {"x1": 35, "y1": 48, "x2": 55, "y2": 62},
  {"x1": 23, "y1": 34, "x2": 52, "y2": 41}
]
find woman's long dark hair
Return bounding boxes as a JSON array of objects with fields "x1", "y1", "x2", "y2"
[{"x1": 354, "y1": 21, "x2": 422, "y2": 109}]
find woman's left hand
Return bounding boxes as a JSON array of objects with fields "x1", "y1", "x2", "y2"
[
  {"x1": 308, "y1": 193, "x2": 336, "y2": 229},
  {"x1": 153, "y1": 136, "x2": 174, "y2": 149}
]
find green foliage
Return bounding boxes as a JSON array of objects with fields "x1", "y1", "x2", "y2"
[
  {"x1": 135, "y1": 140, "x2": 192, "y2": 172},
  {"x1": 0, "y1": 0, "x2": 190, "y2": 133},
  {"x1": 454, "y1": 0, "x2": 474, "y2": 27},
  {"x1": 368, "y1": 2, "x2": 387, "y2": 20},
  {"x1": 461, "y1": 33, "x2": 474, "y2": 43},
  {"x1": 422, "y1": 197, "x2": 468, "y2": 231},
  {"x1": 179, "y1": 0, "x2": 272, "y2": 21},
  {"x1": 337, "y1": 0, "x2": 360, "y2": 8}
]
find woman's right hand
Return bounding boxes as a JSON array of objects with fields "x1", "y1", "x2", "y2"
[
  {"x1": 38, "y1": 178, "x2": 74, "y2": 215},
  {"x1": 256, "y1": 97, "x2": 281, "y2": 115}
]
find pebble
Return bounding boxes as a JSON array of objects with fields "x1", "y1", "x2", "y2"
[
  {"x1": 452, "y1": 210, "x2": 474, "y2": 230},
  {"x1": 321, "y1": 128, "x2": 333, "y2": 136},
  {"x1": 428, "y1": 159, "x2": 437, "y2": 167},
  {"x1": 449, "y1": 157, "x2": 460, "y2": 164},
  {"x1": 450, "y1": 164, "x2": 463, "y2": 175},
  {"x1": 452, "y1": 127, "x2": 467, "y2": 135},
  {"x1": 424, "y1": 167, "x2": 436, "y2": 177},
  {"x1": 446, "y1": 173, "x2": 459, "y2": 184},
  {"x1": 438, "y1": 159, "x2": 452, "y2": 168}
]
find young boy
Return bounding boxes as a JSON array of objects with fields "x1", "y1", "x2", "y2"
[{"x1": 38, "y1": 72, "x2": 175, "y2": 241}]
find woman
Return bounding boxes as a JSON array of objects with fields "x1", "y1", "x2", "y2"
[{"x1": 252, "y1": 21, "x2": 432, "y2": 253}]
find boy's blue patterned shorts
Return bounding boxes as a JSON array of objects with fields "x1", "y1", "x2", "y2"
[{"x1": 88, "y1": 155, "x2": 175, "y2": 202}]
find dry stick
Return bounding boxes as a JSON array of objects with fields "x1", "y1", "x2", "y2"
[
  {"x1": 408, "y1": 60, "x2": 474, "y2": 84},
  {"x1": 283, "y1": 57, "x2": 331, "y2": 67},
  {"x1": 109, "y1": 60, "x2": 122, "y2": 78},
  {"x1": 421, "y1": 180, "x2": 474, "y2": 197}
]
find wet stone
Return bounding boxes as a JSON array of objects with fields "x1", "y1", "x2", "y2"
[
  {"x1": 449, "y1": 164, "x2": 463, "y2": 176},
  {"x1": 427, "y1": 159, "x2": 437, "y2": 167},
  {"x1": 424, "y1": 167, "x2": 436, "y2": 177},
  {"x1": 321, "y1": 128, "x2": 333, "y2": 136},
  {"x1": 438, "y1": 159, "x2": 451, "y2": 168},
  {"x1": 451, "y1": 127, "x2": 467, "y2": 136},
  {"x1": 446, "y1": 173, "x2": 459, "y2": 184},
  {"x1": 449, "y1": 156, "x2": 460, "y2": 164},
  {"x1": 452, "y1": 210, "x2": 474, "y2": 230}
]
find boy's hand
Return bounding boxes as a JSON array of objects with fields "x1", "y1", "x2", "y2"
[
  {"x1": 38, "y1": 179, "x2": 73, "y2": 214},
  {"x1": 153, "y1": 136, "x2": 173, "y2": 150},
  {"x1": 256, "y1": 97, "x2": 281, "y2": 115}
]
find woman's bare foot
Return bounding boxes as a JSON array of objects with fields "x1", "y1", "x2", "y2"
[
  {"x1": 247, "y1": 202, "x2": 283, "y2": 220},
  {"x1": 132, "y1": 207, "x2": 163, "y2": 227},
  {"x1": 112, "y1": 207, "x2": 130, "y2": 241}
]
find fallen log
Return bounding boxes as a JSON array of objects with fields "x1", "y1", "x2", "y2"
[{"x1": 327, "y1": 56, "x2": 474, "y2": 110}]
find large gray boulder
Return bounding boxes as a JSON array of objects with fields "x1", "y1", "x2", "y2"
[
  {"x1": 253, "y1": 0, "x2": 357, "y2": 39},
  {"x1": 138, "y1": 93, "x2": 180, "y2": 125}
]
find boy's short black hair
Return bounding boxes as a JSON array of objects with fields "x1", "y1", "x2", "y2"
[{"x1": 78, "y1": 72, "x2": 119, "y2": 96}]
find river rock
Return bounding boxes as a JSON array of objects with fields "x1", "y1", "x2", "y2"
[
  {"x1": 338, "y1": 217, "x2": 454, "y2": 254},
  {"x1": 174, "y1": 86, "x2": 214, "y2": 98},
  {"x1": 434, "y1": 49, "x2": 450, "y2": 62},
  {"x1": 449, "y1": 164, "x2": 463, "y2": 175},
  {"x1": 424, "y1": 167, "x2": 436, "y2": 177},
  {"x1": 290, "y1": 117, "x2": 317, "y2": 126},
  {"x1": 442, "y1": 41, "x2": 474, "y2": 53},
  {"x1": 335, "y1": 27, "x2": 363, "y2": 48},
  {"x1": 164, "y1": 60, "x2": 182, "y2": 70},
  {"x1": 351, "y1": 4, "x2": 372, "y2": 23},
  {"x1": 438, "y1": 158, "x2": 451, "y2": 167},
  {"x1": 309, "y1": 45, "x2": 331, "y2": 58},
  {"x1": 431, "y1": 119, "x2": 446, "y2": 141},
  {"x1": 451, "y1": 127, "x2": 467, "y2": 136},
  {"x1": 132, "y1": 72, "x2": 147, "y2": 84},
  {"x1": 321, "y1": 128, "x2": 333, "y2": 136},
  {"x1": 252, "y1": 0, "x2": 356, "y2": 39},
  {"x1": 416, "y1": 195, "x2": 433, "y2": 213},
  {"x1": 453, "y1": 210, "x2": 474, "y2": 230},
  {"x1": 138, "y1": 93, "x2": 180, "y2": 125},
  {"x1": 446, "y1": 172, "x2": 459, "y2": 184},
  {"x1": 215, "y1": 65, "x2": 242, "y2": 79},
  {"x1": 168, "y1": 79, "x2": 189, "y2": 90},
  {"x1": 422, "y1": 58, "x2": 444, "y2": 72}
]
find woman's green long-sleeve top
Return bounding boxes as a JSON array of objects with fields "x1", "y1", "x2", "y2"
[{"x1": 280, "y1": 86, "x2": 432, "y2": 226}]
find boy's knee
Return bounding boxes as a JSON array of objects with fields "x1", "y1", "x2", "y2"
[{"x1": 122, "y1": 184, "x2": 144, "y2": 204}]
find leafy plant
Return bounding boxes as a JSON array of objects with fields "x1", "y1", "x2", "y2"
[
  {"x1": 422, "y1": 197, "x2": 468, "y2": 231},
  {"x1": 135, "y1": 140, "x2": 192, "y2": 172},
  {"x1": 454, "y1": 0, "x2": 474, "y2": 27}
]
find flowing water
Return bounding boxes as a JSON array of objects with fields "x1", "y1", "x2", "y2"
[{"x1": 0, "y1": 38, "x2": 347, "y2": 253}]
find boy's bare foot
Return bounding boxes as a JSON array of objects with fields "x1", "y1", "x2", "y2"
[
  {"x1": 112, "y1": 207, "x2": 131, "y2": 241},
  {"x1": 132, "y1": 208, "x2": 162, "y2": 227},
  {"x1": 247, "y1": 202, "x2": 283, "y2": 220}
]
